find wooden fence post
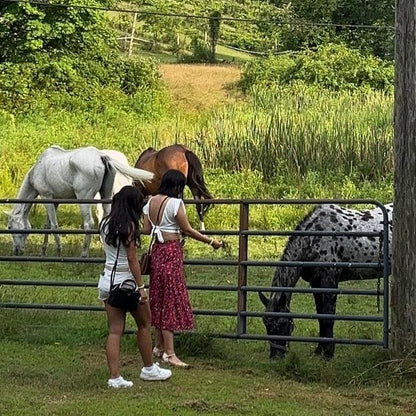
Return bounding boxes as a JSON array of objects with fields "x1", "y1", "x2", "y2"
[{"x1": 128, "y1": 13, "x2": 137, "y2": 57}]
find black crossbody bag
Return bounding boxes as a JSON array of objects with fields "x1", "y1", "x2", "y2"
[{"x1": 108, "y1": 240, "x2": 140, "y2": 311}]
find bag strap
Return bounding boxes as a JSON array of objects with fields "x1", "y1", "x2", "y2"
[
  {"x1": 109, "y1": 239, "x2": 121, "y2": 291},
  {"x1": 152, "y1": 196, "x2": 169, "y2": 226}
]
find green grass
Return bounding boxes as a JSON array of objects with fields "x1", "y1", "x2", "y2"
[
  {"x1": 0, "y1": 194, "x2": 413, "y2": 415},
  {"x1": 0, "y1": 66, "x2": 405, "y2": 415},
  {"x1": 132, "y1": 44, "x2": 253, "y2": 64},
  {"x1": 215, "y1": 44, "x2": 253, "y2": 62}
]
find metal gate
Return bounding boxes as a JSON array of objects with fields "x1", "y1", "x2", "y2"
[{"x1": 0, "y1": 197, "x2": 390, "y2": 349}]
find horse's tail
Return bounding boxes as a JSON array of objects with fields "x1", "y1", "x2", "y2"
[
  {"x1": 184, "y1": 150, "x2": 212, "y2": 199},
  {"x1": 104, "y1": 154, "x2": 154, "y2": 183}
]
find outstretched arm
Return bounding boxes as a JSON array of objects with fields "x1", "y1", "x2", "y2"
[{"x1": 175, "y1": 204, "x2": 222, "y2": 249}]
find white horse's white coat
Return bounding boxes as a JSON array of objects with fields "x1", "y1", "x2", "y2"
[
  {"x1": 7, "y1": 145, "x2": 153, "y2": 257},
  {"x1": 95, "y1": 149, "x2": 132, "y2": 225}
]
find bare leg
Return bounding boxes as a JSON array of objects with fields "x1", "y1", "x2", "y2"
[
  {"x1": 154, "y1": 327, "x2": 164, "y2": 352},
  {"x1": 131, "y1": 301, "x2": 153, "y2": 367},
  {"x1": 162, "y1": 329, "x2": 188, "y2": 366},
  {"x1": 105, "y1": 301, "x2": 126, "y2": 378}
]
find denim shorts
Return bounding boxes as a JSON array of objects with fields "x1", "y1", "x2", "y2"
[{"x1": 98, "y1": 289, "x2": 110, "y2": 302}]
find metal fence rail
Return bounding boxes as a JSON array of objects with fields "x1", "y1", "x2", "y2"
[{"x1": 0, "y1": 198, "x2": 390, "y2": 349}]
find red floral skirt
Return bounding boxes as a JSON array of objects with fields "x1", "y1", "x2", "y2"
[{"x1": 149, "y1": 240, "x2": 194, "y2": 331}]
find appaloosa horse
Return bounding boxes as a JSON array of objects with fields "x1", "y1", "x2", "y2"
[
  {"x1": 7, "y1": 145, "x2": 153, "y2": 257},
  {"x1": 134, "y1": 144, "x2": 212, "y2": 230},
  {"x1": 259, "y1": 203, "x2": 392, "y2": 359}
]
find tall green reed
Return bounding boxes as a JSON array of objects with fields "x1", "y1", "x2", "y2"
[
  {"x1": 189, "y1": 85, "x2": 393, "y2": 182},
  {"x1": 0, "y1": 84, "x2": 393, "y2": 197}
]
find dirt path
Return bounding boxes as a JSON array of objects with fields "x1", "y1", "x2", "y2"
[{"x1": 159, "y1": 63, "x2": 242, "y2": 111}]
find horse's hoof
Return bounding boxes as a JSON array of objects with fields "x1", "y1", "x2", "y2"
[
  {"x1": 314, "y1": 345, "x2": 322, "y2": 356},
  {"x1": 270, "y1": 350, "x2": 286, "y2": 359},
  {"x1": 270, "y1": 354, "x2": 286, "y2": 360}
]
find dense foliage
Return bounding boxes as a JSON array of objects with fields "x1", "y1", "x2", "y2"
[
  {"x1": 240, "y1": 44, "x2": 394, "y2": 92},
  {"x1": 0, "y1": 0, "x2": 165, "y2": 115},
  {"x1": 131, "y1": 0, "x2": 394, "y2": 59}
]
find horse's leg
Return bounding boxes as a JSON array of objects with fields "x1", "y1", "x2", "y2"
[
  {"x1": 41, "y1": 214, "x2": 51, "y2": 256},
  {"x1": 190, "y1": 190, "x2": 205, "y2": 231},
  {"x1": 43, "y1": 201, "x2": 62, "y2": 256},
  {"x1": 317, "y1": 269, "x2": 339, "y2": 360},
  {"x1": 197, "y1": 199, "x2": 205, "y2": 231},
  {"x1": 79, "y1": 203, "x2": 94, "y2": 258},
  {"x1": 311, "y1": 279, "x2": 327, "y2": 356}
]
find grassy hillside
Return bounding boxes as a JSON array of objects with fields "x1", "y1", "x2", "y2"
[{"x1": 159, "y1": 63, "x2": 242, "y2": 110}]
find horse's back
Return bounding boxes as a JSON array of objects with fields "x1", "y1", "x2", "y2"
[
  {"x1": 31, "y1": 146, "x2": 106, "y2": 198},
  {"x1": 156, "y1": 145, "x2": 188, "y2": 175},
  {"x1": 135, "y1": 145, "x2": 188, "y2": 194},
  {"x1": 287, "y1": 203, "x2": 393, "y2": 281}
]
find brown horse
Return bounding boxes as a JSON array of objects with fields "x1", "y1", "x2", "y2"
[{"x1": 134, "y1": 144, "x2": 213, "y2": 230}]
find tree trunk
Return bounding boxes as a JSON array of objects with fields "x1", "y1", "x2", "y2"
[{"x1": 392, "y1": 0, "x2": 416, "y2": 355}]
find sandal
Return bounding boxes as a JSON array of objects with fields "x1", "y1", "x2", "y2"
[
  {"x1": 152, "y1": 346, "x2": 164, "y2": 358},
  {"x1": 162, "y1": 352, "x2": 190, "y2": 368}
]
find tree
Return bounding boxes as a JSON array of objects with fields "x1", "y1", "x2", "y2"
[
  {"x1": 0, "y1": 0, "x2": 117, "y2": 63},
  {"x1": 391, "y1": 0, "x2": 416, "y2": 355},
  {"x1": 209, "y1": 10, "x2": 221, "y2": 62}
]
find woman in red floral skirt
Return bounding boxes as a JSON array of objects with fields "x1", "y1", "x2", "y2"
[{"x1": 142, "y1": 170, "x2": 222, "y2": 367}]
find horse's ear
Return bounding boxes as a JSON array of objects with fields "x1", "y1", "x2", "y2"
[
  {"x1": 258, "y1": 291, "x2": 269, "y2": 307},
  {"x1": 276, "y1": 292, "x2": 287, "y2": 309}
]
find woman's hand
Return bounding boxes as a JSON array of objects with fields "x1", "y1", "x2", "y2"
[
  {"x1": 211, "y1": 239, "x2": 223, "y2": 250},
  {"x1": 139, "y1": 288, "x2": 148, "y2": 303}
]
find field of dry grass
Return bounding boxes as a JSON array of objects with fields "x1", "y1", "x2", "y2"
[{"x1": 159, "y1": 63, "x2": 242, "y2": 111}]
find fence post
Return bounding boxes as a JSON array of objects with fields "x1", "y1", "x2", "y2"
[
  {"x1": 237, "y1": 201, "x2": 249, "y2": 335},
  {"x1": 128, "y1": 13, "x2": 137, "y2": 57}
]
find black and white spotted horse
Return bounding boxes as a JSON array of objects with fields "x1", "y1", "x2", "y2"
[{"x1": 259, "y1": 203, "x2": 393, "y2": 359}]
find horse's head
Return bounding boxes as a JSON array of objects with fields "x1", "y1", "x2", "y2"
[
  {"x1": 7, "y1": 212, "x2": 31, "y2": 255},
  {"x1": 259, "y1": 291, "x2": 294, "y2": 359}
]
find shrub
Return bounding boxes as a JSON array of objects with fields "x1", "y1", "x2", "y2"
[
  {"x1": 0, "y1": 56, "x2": 164, "y2": 115},
  {"x1": 180, "y1": 37, "x2": 212, "y2": 63},
  {"x1": 240, "y1": 43, "x2": 394, "y2": 92}
]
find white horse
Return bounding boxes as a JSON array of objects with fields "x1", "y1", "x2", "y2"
[
  {"x1": 95, "y1": 149, "x2": 132, "y2": 225},
  {"x1": 6, "y1": 145, "x2": 153, "y2": 257}
]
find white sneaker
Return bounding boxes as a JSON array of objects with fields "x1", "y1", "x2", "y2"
[
  {"x1": 107, "y1": 376, "x2": 133, "y2": 388},
  {"x1": 140, "y1": 363, "x2": 172, "y2": 381}
]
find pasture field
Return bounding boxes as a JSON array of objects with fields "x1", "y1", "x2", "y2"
[
  {"x1": 0, "y1": 63, "x2": 407, "y2": 415},
  {"x1": 1, "y1": 248, "x2": 416, "y2": 416}
]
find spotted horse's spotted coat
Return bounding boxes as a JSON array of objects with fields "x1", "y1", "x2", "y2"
[{"x1": 259, "y1": 203, "x2": 392, "y2": 360}]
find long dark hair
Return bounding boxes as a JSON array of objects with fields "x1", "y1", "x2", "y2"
[
  {"x1": 100, "y1": 186, "x2": 144, "y2": 248},
  {"x1": 158, "y1": 169, "x2": 186, "y2": 198}
]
